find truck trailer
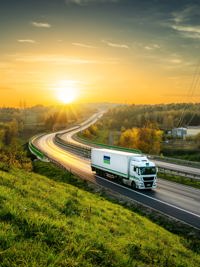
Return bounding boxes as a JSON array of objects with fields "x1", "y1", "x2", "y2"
[{"x1": 91, "y1": 148, "x2": 157, "y2": 189}]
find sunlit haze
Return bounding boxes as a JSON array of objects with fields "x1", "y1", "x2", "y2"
[
  {"x1": 56, "y1": 80, "x2": 78, "y2": 104},
  {"x1": 0, "y1": 0, "x2": 200, "y2": 106}
]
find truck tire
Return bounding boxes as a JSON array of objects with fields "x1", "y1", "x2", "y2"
[
  {"x1": 95, "y1": 169, "x2": 101, "y2": 176},
  {"x1": 131, "y1": 181, "x2": 136, "y2": 189},
  {"x1": 117, "y1": 176, "x2": 122, "y2": 184}
]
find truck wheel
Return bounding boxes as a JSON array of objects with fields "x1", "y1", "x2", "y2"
[
  {"x1": 117, "y1": 177, "x2": 122, "y2": 184},
  {"x1": 101, "y1": 171, "x2": 106, "y2": 178},
  {"x1": 96, "y1": 169, "x2": 101, "y2": 176},
  {"x1": 131, "y1": 181, "x2": 136, "y2": 189}
]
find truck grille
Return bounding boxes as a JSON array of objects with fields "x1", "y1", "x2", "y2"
[{"x1": 143, "y1": 176, "x2": 154, "y2": 181}]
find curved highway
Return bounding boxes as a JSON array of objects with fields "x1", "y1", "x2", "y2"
[
  {"x1": 60, "y1": 132, "x2": 200, "y2": 179},
  {"x1": 33, "y1": 113, "x2": 200, "y2": 229},
  {"x1": 153, "y1": 160, "x2": 200, "y2": 177}
]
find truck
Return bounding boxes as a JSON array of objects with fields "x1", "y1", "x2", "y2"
[{"x1": 91, "y1": 148, "x2": 157, "y2": 189}]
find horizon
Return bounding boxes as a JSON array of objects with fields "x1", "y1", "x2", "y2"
[
  {"x1": 1, "y1": 0, "x2": 200, "y2": 106},
  {"x1": 1, "y1": 102, "x2": 200, "y2": 109}
]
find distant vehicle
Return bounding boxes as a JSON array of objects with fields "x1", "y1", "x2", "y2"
[{"x1": 91, "y1": 148, "x2": 157, "y2": 189}]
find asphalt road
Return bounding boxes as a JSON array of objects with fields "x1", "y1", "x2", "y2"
[
  {"x1": 60, "y1": 111, "x2": 104, "y2": 147},
  {"x1": 34, "y1": 126, "x2": 200, "y2": 229},
  {"x1": 153, "y1": 160, "x2": 200, "y2": 177},
  {"x1": 59, "y1": 116, "x2": 200, "y2": 179}
]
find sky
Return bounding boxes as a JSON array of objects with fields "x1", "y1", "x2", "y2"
[{"x1": 0, "y1": 0, "x2": 200, "y2": 106}]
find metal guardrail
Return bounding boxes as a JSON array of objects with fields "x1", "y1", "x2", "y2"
[
  {"x1": 29, "y1": 125, "x2": 200, "y2": 181},
  {"x1": 55, "y1": 134, "x2": 91, "y2": 158},
  {"x1": 75, "y1": 136, "x2": 200, "y2": 169},
  {"x1": 56, "y1": 134, "x2": 200, "y2": 180},
  {"x1": 29, "y1": 135, "x2": 49, "y2": 162},
  {"x1": 158, "y1": 167, "x2": 200, "y2": 180},
  {"x1": 150, "y1": 155, "x2": 200, "y2": 169},
  {"x1": 74, "y1": 135, "x2": 142, "y2": 154}
]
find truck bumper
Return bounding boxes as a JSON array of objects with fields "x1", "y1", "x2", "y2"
[{"x1": 137, "y1": 182, "x2": 157, "y2": 189}]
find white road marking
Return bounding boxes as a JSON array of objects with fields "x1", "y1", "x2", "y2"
[{"x1": 96, "y1": 175, "x2": 200, "y2": 219}]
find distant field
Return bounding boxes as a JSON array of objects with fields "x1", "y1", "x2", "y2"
[{"x1": 0, "y1": 165, "x2": 200, "y2": 266}]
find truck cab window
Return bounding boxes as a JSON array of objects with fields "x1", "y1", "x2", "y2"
[{"x1": 140, "y1": 167, "x2": 156, "y2": 175}]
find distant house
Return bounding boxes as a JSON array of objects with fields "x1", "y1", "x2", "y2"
[
  {"x1": 186, "y1": 126, "x2": 200, "y2": 136},
  {"x1": 172, "y1": 127, "x2": 187, "y2": 138},
  {"x1": 171, "y1": 126, "x2": 200, "y2": 138}
]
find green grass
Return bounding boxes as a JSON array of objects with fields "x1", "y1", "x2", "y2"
[
  {"x1": 158, "y1": 172, "x2": 200, "y2": 190},
  {"x1": 78, "y1": 128, "x2": 110, "y2": 144},
  {"x1": 0, "y1": 166, "x2": 200, "y2": 266}
]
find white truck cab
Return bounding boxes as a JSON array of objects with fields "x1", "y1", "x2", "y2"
[
  {"x1": 126, "y1": 156, "x2": 157, "y2": 189},
  {"x1": 91, "y1": 148, "x2": 157, "y2": 190}
]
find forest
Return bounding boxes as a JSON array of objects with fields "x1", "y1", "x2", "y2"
[
  {"x1": 80, "y1": 103, "x2": 200, "y2": 157},
  {"x1": 102, "y1": 103, "x2": 200, "y2": 130},
  {"x1": 0, "y1": 104, "x2": 96, "y2": 171}
]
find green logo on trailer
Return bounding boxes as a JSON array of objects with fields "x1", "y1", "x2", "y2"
[{"x1": 103, "y1": 155, "x2": 110, "y2": 164}]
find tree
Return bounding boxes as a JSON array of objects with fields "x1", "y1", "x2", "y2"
[
  {"x1": 89, "y1": 125, "x2": 98, "y2": 136},
  {"x1": 82, "y1": 129, "x2": 92, "y2": 139},
  {"x1": 3, "y1": 119, "x2": 19, "y2": 145},
  {"x1": 118, "y1": 126, "x2": 163, "y2": 155},
  {"x1": 195, "y1": 133, "x2": 200, "y2": 149},
  {"x1": 45, "y1": 115, "x2": 55, "y2": 130},
  {"x1": 118, "y1": 128, "x2": 139, "y2": 148}
]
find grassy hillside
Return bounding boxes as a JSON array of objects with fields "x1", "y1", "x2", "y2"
[{"x1": 0, "y1": 166, "x2": 200, "y2": 267}]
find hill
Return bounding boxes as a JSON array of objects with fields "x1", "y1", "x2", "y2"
[{"x1": 0, "y1": 164, "x2": 200, "y2": 266}]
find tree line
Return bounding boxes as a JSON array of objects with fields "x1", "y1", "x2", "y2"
[
  {"x1": 0, "y1": 104, "x2": 97, "y2": 171},
  {"x1": 0, "y1": 119, "x2": 32, "y2": 171},
  {"x1": 118, "y1": 126, "x2": 163, "y2": 154},
  {"x1": 103, "y1": 103, "x2": 200, "y2": 130},
  {"x1": 80, "y1": 103, "x2": 200, "y2": 155}
]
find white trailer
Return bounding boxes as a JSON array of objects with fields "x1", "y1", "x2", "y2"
[{"x1": 91, "y1": 148, "x2": 157, "y2": 189}]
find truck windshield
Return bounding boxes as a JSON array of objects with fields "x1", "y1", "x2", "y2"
[{"x1": 140, "y1": 167, "x2": 156, "y2": 175}]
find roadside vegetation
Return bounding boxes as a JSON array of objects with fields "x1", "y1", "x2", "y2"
[
  {"x1": 77, "y1": 103, "x2": 200, "y2": 189},
  {"x1": 79, "y1": 123, "x2": 163, "y2": 155},
  {"x1": 0, "y1": 103, "x2": 200, "y2": 265},
  {"x1": 0, "y1": 161, "x2": 200, "y2": 266},
  {"x1": 158, "y1": 172, "x2": 200, "y2": 190},
  {"x1": 0, "y1": 104, "x2": 97, "y2": 141},
  {"x1": 0, "y1": 104, "x2": 97, "y2": 172},
  {"x1": 0, "y1": 119, "x2": 32, "y2": 172},
  {"x1": 78, "y1": 103, "x2": 200, "y2": 161}
]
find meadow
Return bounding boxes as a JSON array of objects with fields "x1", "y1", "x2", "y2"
[{"x1": 0, "y1": 162, "x2": 200, "y2": 266}]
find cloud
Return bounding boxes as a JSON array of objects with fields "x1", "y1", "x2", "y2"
[
  {"x1": 32, "y1": 21, "x2": 51, "y2": 28},
  {"x1": 18, "y1": 39, "x2": 36, "y2": 43},
  {"x1": 72, "y1": 42, "x2": 97, "y2": 48},
  {"x1": 172, "y1": 25, "x2": 200, "y2": 34},
  {"x1": 13, "y1": 54, "x2": 119, "y2": 65},
  {"x1": 168, "y1": 58, "x2": 182, "y2": 64},
  {"x1": 144, "y1": 44, "x2": 160, "y2": 51},
  {"x1": 170, "y1": 5, "x2": 200, "y2": 39},
  {"x1": 102, "y1": 39, "x2": 129, "y2": 49},
  {"x1": 171, "y1": 25, "x2": 200, "y2": 39},
  {"x1": 172, "y1": 5, "x2": 200, "y2": 24},
  {"x1": 65, "y1": 0, "x2": 119, "y2": 5},
  {"x1": 144, "y1": 46, "x2": 152, "y2": 51}
]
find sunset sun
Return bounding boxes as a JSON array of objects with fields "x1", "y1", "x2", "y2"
[
  {"x1": 57, "y1": 88, "x2": 76, "y2": 104},
  {"x1": 56, "y1": 80, "x2": 78, "y2": 104}
]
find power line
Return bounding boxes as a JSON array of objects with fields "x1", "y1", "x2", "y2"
[{"x1": 177, "y1": 59, "x2": 200, "y2": 127}]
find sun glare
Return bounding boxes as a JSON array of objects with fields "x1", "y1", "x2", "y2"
[{"x1": 56, "y1": 80, "x2": 78, "y2": 104}]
